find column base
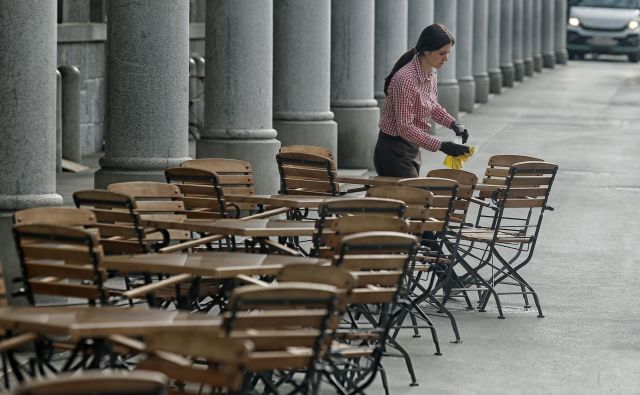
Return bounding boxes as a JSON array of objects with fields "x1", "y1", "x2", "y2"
[
  {"x1": 196, "y1": 138, "x2": 281, "y2": 194},
  {"x1": 514, "y1": 61, "x2": 525, "y2": 82},
  {"x1": 501, "y1": 65, "x2": 515, "y2": 88},
  {"x1": 524, "y1": 59, "x2": 534, "y2": 76},
  {"x1": 459, "y1": 78, "x2": 476, "y2": 113},
  {"x1": 543, "y1": 53, "x2": 556, "y2": 68},
  {"x1": 94, "y1": 169, "x2": 169, "y2": 189},
  {"x1": 274, "y1": 120, "x2": 338, "y2": 163},
  {"x1": 332, "y1": 106, "x2": 380, "y2": 169},
  {"x1": 556, "y1": 50, "x2": 568, "y2": 65},
  {"x1": 489, "y1": 70, "x2": 503, "y2": 94},
  {"x1": 533, "y1": 56, "x2": 543, "y2": 72},
  {"x1": 474, "y1": 74, "x2": 490, "y2": 103},
  {"x1": 437, "y1": 82, "x2": 460, "y2": 120}
]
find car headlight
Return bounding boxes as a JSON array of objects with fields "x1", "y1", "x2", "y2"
[
  {"x1": 628, "y1": 20, "x2": 639, "y2": 30},
  {"x1": 569, "y1": 17, "x2": 580, "y2": 27}
]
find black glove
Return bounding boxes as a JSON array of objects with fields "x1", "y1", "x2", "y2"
[
  {"x1": 440, "y1": 141, "x2": 470, "y2": 157},
  {"x1": 451, "y1": 122, "x2": 470, "y2": 144}
]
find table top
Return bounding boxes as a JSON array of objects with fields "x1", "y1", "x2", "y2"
[
  {"x1": 334, "y1": 175, "x2": 402, "y2": 187},
  {"x1": 103, "y1": 251, "x2": 328, "y2": 277},
  {"x1": 225, "y1": 194, "x2": 349, "y2": 209},
  {"x1": 141, "y1": 218, "x2": 317, "y2": 237},
  {"x1": 0, "y1": 306, "x2": 221, "y2": 337}
]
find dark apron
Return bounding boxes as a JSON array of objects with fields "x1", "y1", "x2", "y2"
[{"x1": 373, "y1": 131, "x2": 422, "y2": 177}]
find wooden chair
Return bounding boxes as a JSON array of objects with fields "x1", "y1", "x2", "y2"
[
  {"x1": 106, "y1": 182, "x2": 191, "y2": 250},
  {"x1": 11, "y1": 370, "x2": 169, "y2": 395},
  {"x1": 180, "y1": 158, "x2": 257, "y2": 215},
  {"x1": 222, "y1": 283, "x2": 343, "y2": 395},
  {"x1": 476, "y1": 154, "x2": 544, "y2": 196},
  {"x1": 137, "y1": 330, "x2": 252, "y2": 395},
  {"x1": 276, "y1": 145, "x2": 342, "y2": 196},
  {"x1": 312, "y1": 197, "x2": 406, "y2": 258},
  {"x1": 72, "y1": 190, "x2": 150, "y2": 255},
  {"x1": 331, "y1": 231, "x2": 421, "y2": 390},
  {"x1": 455, "y1": 161, "x2": 559, "y2": 319}
]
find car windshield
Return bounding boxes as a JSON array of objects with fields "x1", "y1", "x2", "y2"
[{"x1": 575, "y1": 0, "x2": 639, "y2": 8}]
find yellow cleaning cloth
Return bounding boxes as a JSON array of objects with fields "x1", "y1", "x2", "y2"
[{"x1": 443, "y1": 146, "x2": 476, "y2": 170}]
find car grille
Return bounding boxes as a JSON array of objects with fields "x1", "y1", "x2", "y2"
[{"x1": 581, "y1": 23, "x2": 627, "y2": 32}]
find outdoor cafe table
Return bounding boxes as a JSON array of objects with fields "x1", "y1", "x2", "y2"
[
  {"x1": 0, "y1": 306, "x2": 221, "y2": 338},
  {"x1": 102, "y1": 251, "x2": 328, "y2": 279},
  {"x1": 224, "y1": 194, "x2": 349, "y2": 210}
]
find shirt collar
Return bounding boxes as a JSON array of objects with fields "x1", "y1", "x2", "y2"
[{"x1": 412, "y1": 55, "x2": 433, "y2": 82}]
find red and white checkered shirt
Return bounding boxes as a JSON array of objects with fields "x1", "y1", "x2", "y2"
[{"x1": 378, "y1": 55, "x2": 455, "y2": 152}]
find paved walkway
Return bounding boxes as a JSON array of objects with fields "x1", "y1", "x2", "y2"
[{"x1": 57, "y1": 57, "x2": 640, "y2": 394}]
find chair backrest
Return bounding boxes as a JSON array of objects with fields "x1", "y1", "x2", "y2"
[
  {"x1": 365, "y1": 185, "x2": 434, "y2": 233},
  {"x1": 426, "y1": 169, "x2": 478, "y2": 225},
  {"x1": 12, "y1": 222, "x2": 109, "y2": 306},
  {"x1": 222, "y1": 282, "x2": 345, "y2": 372},
  {"x1": 165, "y1": 166, "x2": 230, "y2": 219},
  {"x1": 397, "y1": 177, "x2": 458, "y2": 233},
  {"x1": 180, "y1": 158, "x2": 256, "y2": 213},
  {"x1": 12, "y1": 370, "x2": 169, "y2": 395},
  {"x1": 107, "y1": 182, "x2": 190, "y2": 244},
  {"x1": 73, "y1": 189, "x2": 147, "y2": 254},
  {"x1": 276, "y1": 149, "x2": 340, "y2": 196},
  {"x1": 489, "y1": 161, "x2": 559, "y2": 238},
  {"x1": 313, "y1": 197, "x2": 407, "y2": 256},
  {"x1": 138, "y1": 330, "x2": 252, "y2": 394},
  {"x1": 279, "y1": 145, "x2": 334, "y2": 160},
  {"x1": 478, "y1": 154, "x2": 544, "y2": 199}
]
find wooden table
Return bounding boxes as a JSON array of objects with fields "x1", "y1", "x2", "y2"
[
  {"x1": 103, "y1": 251, "x2": 328, "y2": 279},
  {"x1": 141, "y1": 218, "x2": 317, "y2": 238},
  {"x1": 225, "y1": 194, "x2": 348, "y2": 210},
  {"x1": 0, "y1": 306, "x2": 220, "y2": 338}
]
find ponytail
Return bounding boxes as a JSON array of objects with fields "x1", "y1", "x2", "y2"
[{"x1": 383, "y1": 48, "x2": 417, "y2": 96}]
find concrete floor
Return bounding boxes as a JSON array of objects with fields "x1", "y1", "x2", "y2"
[{"x1": 54, "y1": 56, "x2": 640, "y2": 394}]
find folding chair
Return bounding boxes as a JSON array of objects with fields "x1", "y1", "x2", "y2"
[
  {"x1": 12, "y1": 370, "x2": 169, "y2": 395},
  {"x1": 180, "y1": 158, "x2": 257, "y2": 217},
  {"x1": 331, "y1": 231, "x2": 421, "y2": 391},
  {"x1": 138, "y1": 329, "x2": 252, "y2": 395},
  {"x1": 222, "y1": 283, "x2": 343, "y2": 395},
  {"x1": 454, "y1": 161, "x2": 559, "y2": 318}
]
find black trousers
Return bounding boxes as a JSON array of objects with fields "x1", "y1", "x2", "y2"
[{"x1": 373, "y1": 131, "x2": 421, "y2": 177}]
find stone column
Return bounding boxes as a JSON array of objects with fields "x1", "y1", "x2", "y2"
[
  {"x1": 434, "y1": 0, "x2": 459, "y2": 119},
  {"x1": 198, "y1": 0, "x2": 280, "y2": 194},
  {"x1": 96, "y1": 0, "x2": 190, "y2": 188},
  {"x1": 473, "y1": 0, "x2": 490, "y2": 103},
  {"x1": 273, "y1": 0, "x2": 337, "y2": 160},
  {"x1": 533, "y1": 0, "x2": 544, "y2": 71},
  {"x1": 457, "y1": 0, "x2": 475, "y2": 112},
  {"x1": 331, "y1": 0, "x2": 379, "y2": 169},
  {"x1": 512, "y1": 0, "x2": 525, "y2": 82},
  {"x1": 542, "y1": 0, "x2": 556, "y2": 68},
  {"x1": 488, "y1": 0, "x2": 503, "y2": 93},
  {"x1": 523, "y1": 0, "x2": 534, "y2": 76},
  {"x1": 375, "y1": 0, "x2": 409, "y2": 109},
  {"x1": 500, "y1": 0, "x2": 515, "y2": 87},
  {"x1": 408, "y1": 0, "x2": 434, "y2": 47},
  {"x1": 0, "y1": 1, "x2": 62, "y2": 299},
  {"x1": 554, "y1": 0, "x2": 568, "y2": 64}
]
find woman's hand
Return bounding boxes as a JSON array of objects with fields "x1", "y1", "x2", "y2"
[
  {"x1": 440, "y1": 141, "x2": 470, "y2": 157},
  {"x1": 451, "y1": 122, "x2": 470, "y2": 143}
]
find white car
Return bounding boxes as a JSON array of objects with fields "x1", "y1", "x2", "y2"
[{"x1": 567, "y1": 0, "x2": 640, "y2": 62}]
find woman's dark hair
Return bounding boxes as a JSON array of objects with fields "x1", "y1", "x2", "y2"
[{"x1": 383, "y1": 23, "x2": 455, "y2": 95}]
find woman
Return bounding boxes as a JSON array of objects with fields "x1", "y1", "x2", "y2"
[{"x1": 374, "y1": 23, "x2": 471, "y2": 178}]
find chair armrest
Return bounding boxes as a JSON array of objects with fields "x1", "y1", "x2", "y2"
[
  {"x1": 107, "y1": 334, "x2": 146, "y2": 353},
  {"x1": 158, "y1": 234, "x2": 226, "y2": 253},
  {"x1": 121, "y1": 273, "x2": 192, "y2": 299},
  {"x1": 235, "y1": 274, "x2": 270, "y2": 287},
  {"x1": 0, "y1": 332, "x2": 37, "y2": 353},
  {"x1": 261, "y1": 239, "x2": 303, "y2": 256}
]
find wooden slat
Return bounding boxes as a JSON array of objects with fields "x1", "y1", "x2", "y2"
[
  {"x1": 26, "y1": 262, "x2": 106, "y2": 281},
  {"x1": 108, "y1": 181, "x2": 182, "y2": 198},
  {"x1": 92, "y1": 209, "x2": 136, "y2": 224},
  {"x1": 280, "y1": 145, "x2": 334, "y2": 159},
  {"x1": 101, "y1": 239, "x2": 146, "y2": 254},
  {"x1": 502, "y1": 198, "x2": 546, "y2": 208},
  {"x1": 487, "y1": 155, "x2": 543, "y2": 167},
  {"x1": 180, "y1": 196, "x2": 225, "y2": 210},
  {"x1": 216, "y1": 174, "x2": 254, "y2": 185},
  {"x1": 181, "y1": 158, "x2": 253, "y2": 173},
  {"x1": 96, "y1": 223, "x2": 139, "y2": 238},
  {"x1": 284, "y1": 178, "x2": 333, "y2": 192},
  {"x1": 13, "y1": 207, "x2": 97, "y2": 226},
  {"x1": 221, "y1": 186, "x2": 256, "y2": 196},
  {"x1": 21, "y1": 245, "x2": 101, "y2": 265},
  {"x1": 280, "y1": 166, "x2": 330, "y2": 179},
  {"x1": 135, "y1": 201, "x2": 185, "y2": 212},
  {"x1": 175, "y1": 183, "x2": 219, "y2": 196}
]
